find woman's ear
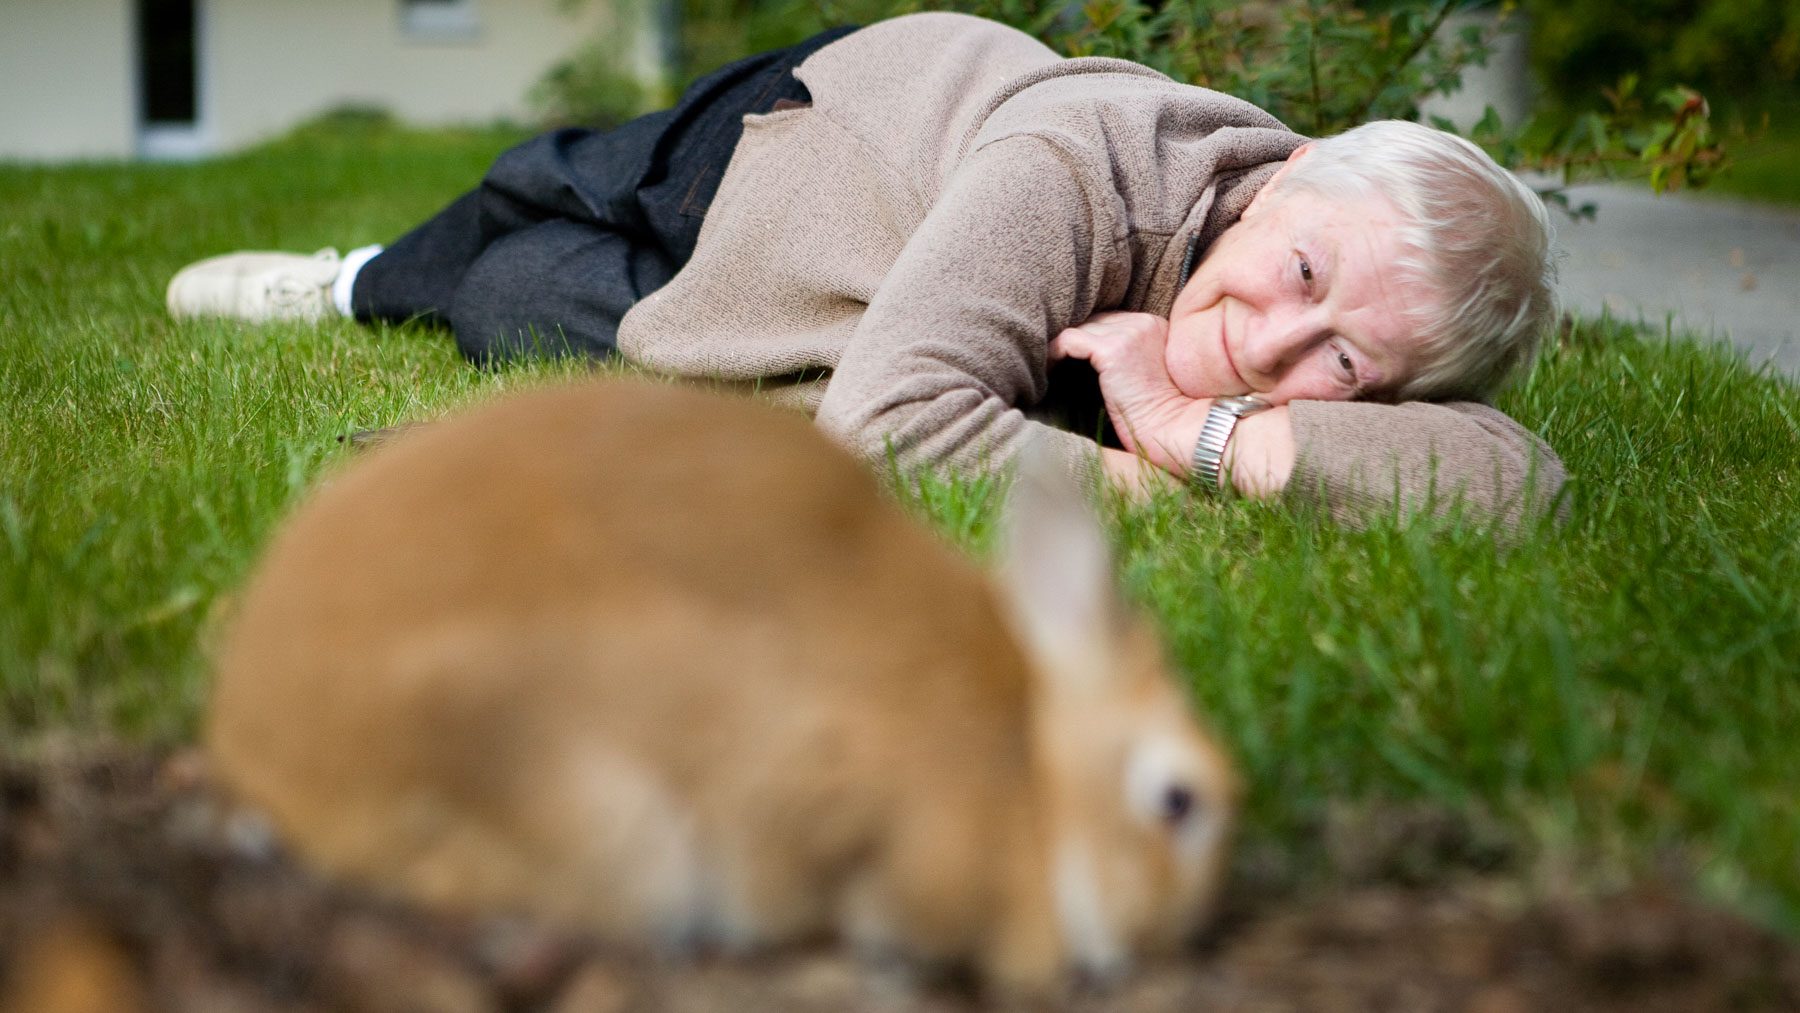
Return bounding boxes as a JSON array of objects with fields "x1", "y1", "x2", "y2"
[{"x1": 1243, "y1": 142, "x2": 1314, "y2": 219}]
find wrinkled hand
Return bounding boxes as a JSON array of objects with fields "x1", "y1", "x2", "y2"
[{"x1": 1049, "y1": 312, "x2": 1211, "y2": 475}]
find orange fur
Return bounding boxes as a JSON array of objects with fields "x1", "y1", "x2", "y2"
[{"x1": 207, "y1": 379, "x2": 1234, "y2": 991}]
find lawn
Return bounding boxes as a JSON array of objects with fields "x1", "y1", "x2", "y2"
[
  {"x1": 1709, "y1": 96, "x2": 1800, "y2": 207},
  {"x1": 4, "y1": 119, "x2": 1798, "y2": 941}
]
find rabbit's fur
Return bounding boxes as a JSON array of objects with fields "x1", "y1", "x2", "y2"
[{"x1": 207, "y1": 379, "x2": 1235, "y2": 990}]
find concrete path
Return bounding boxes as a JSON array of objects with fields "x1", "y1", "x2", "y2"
[{"x1": 1549, "y1": 184, "x2": 1800, "y2": 379}]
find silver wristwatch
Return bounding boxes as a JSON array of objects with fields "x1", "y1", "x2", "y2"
[{"x1": 1190, "y1": 395, "x2": 1271, "y2": 493}]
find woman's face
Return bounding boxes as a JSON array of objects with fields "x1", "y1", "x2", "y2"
[{"x1": 1164, "y1": 160, "x2": 1437, "y2": 406}]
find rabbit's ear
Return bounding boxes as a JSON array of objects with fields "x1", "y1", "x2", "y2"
[{"x1": 994, "y1": 440, "x2": 1122, "y2": 691}]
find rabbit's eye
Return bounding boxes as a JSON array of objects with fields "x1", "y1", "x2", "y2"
[
  {"x1": 1162, "y1": 784, "x2": 1197, "y2": 826},
  {"x1": 1126, "y1": 737, "x2": 1211, "y2": 832}
]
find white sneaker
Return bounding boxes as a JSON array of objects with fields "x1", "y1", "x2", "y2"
[{"x1": 166, "y1": 248, "x2": 344, "y2": 322}]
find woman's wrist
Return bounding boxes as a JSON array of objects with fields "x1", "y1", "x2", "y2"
[
  {"x1": 1100, "y1": 446, "x2": 1180, "y2": 499},
  {"x1": 1094, "y1": 401, "x2": 1296, "y2": 500},
  {"x1": 1219, "y1": 405, "x2": 1296, "y2": 498},
  {"x1": 1130, "y1": 398, "x2": 1217, "y2": 476}
]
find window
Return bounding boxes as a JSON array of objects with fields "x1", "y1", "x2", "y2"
[
  {"x1": 400, "y1": 0, "x2": 479, "y2": 41},
  {"x1": 138, "y1": 0, "x2": 197, "y2": 125},
  {"x1": 137, "y1": 0, "x2": 213, "y2": 158}
]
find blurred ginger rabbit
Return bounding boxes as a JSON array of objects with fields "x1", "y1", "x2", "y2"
[{"x1": 207, "y1": 378, "x2": 1235, "y2": 990}]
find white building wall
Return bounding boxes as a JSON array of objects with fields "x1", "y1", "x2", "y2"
[
  {"x1": 205, "y1": 0, "x2": 612, "y2": 151},
  {"x1": 0, "y1": 0, "x2": 615, "y2": 161},
  {"x1": 0, "y1": 0, "x2": 136, "y2": 160}
]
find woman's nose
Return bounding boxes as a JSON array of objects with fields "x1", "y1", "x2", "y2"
[{"x1": 1239, "y1": 305, "x2": 1324, "y2": 380}]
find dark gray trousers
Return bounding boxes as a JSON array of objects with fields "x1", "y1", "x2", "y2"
[{"x1": 350, "y1": 27, "x2": 855, "y2": 363}]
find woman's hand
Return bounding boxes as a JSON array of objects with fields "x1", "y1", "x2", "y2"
[
  {"x1": 1049, "y1": 312, "x2": 1213, "y2": 474},
  {"x1": 1051, "y1": 311, "x2": 1297, "y2": 498}
]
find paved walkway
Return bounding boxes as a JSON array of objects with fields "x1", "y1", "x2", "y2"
[{"x1": 1550, "y1": 184, "x2": 1800, "y2": 379}]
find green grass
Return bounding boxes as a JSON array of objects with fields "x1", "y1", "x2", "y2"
[
  {"x1": 1708, "y1": 97, "x2": 1800, "y2": 206},
  {"x1": 4, "y1": 121, "x2": 1798, "y2": 935}
]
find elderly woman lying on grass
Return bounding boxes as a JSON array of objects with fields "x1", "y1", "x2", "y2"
[{"x1": 166, "y1": 12, "x2": 1562, "y2": 531}]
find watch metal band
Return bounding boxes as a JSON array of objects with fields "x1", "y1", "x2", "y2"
[{"x1": 1190, "y1": 395, "x2": 1270, "y2": 493}]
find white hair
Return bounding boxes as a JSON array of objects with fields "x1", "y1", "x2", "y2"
[{"x1": 1273, "y1": 119, "x2": 1558, "y2": 402}]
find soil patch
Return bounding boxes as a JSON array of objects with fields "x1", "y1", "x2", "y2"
[{"x1": 2, "y1": 748, "x2": 1795, "y2": 1012}]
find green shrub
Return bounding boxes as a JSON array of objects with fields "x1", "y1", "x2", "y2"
[
  {"x1": 1524, "y1": 0, "x2": 1800, "y2": 108},
  {"x1": 678, "y1": 0, "x2": 1497, "y2": 136},
  {"x1": 541, "y1": 0, "x2": 1724, "y2": 206},
  {"x1": 675, "y1": 0, "x2": 846, "y2": 87},
  {"x1": 531, "y1": 41, "x2": 657, "y2": 129}
]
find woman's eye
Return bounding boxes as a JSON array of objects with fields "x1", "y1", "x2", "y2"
[
  {"x1": 1335, "y1": 349, "x2": 1357, "y2": 381},
  {"x1": 1298, "y1": 257, "x2": 1313, "y2": 284}
]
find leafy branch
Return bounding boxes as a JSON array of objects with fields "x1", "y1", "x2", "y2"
[
  {"x1": 545, "y1": 0, "x2": 1729, "y2": 221},
  {"x1": 1346, "y1": 0, "x2": 1460, "y2": 125},
  {"x1": 949, "y1": 0, "x2": 1727, "y2": 219}
]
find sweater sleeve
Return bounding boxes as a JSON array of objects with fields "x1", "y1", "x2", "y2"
[
  {"x1": 1284, "y1": 399, "x2": 1567, "y2": 533},
  {"x1": 814, "y1": 135, "x2": 1122, "y2": 478}
]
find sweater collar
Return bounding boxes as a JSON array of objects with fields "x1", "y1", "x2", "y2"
[{"x1": 1140, "y1": 159, "x2": 1288, "y2": 318}]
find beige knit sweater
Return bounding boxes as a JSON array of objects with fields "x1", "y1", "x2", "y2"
[{"x1": 618, "y1": 12, "x2": 1565, "y2": 530}]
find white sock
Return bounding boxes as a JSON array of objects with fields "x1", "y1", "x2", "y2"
[{"x1": 332, "y1": 244, "x2": 385, "y2": 318}]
